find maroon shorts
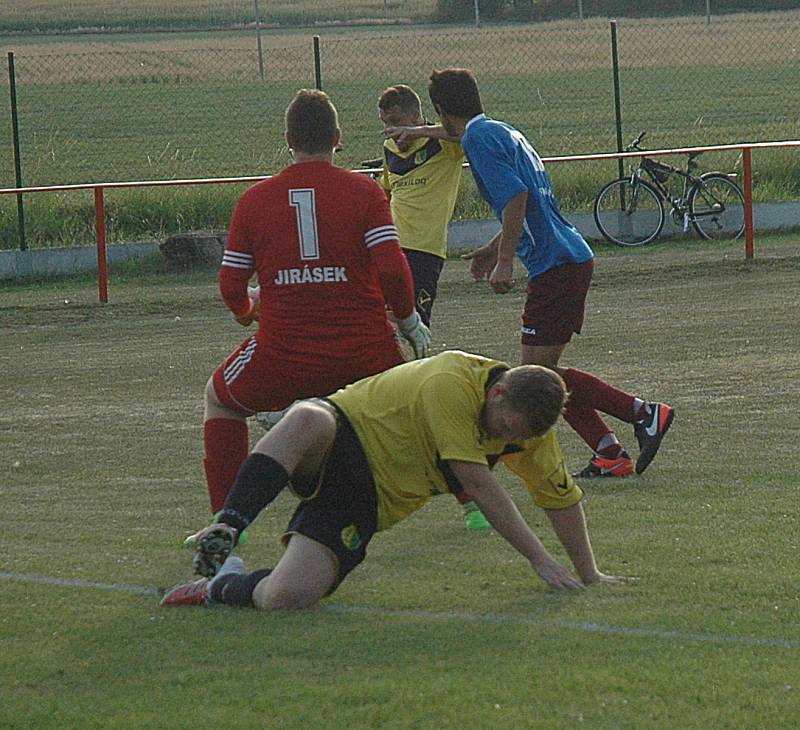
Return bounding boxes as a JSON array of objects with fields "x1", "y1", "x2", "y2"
[
  {"x1": 521, "y1": 259, "x2": 594, "y2": 347},
  {"x1": 212, "y1": 335, "x2": 403, "y2": 414}
]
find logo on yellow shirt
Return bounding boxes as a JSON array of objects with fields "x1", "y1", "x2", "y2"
[{"x1": 340, "y1": 524, "x2": 362, "y2": 551}]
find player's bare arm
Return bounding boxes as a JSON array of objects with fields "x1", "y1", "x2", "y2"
[
  {"x1": 489, "y1": 191, "x2": 527, "y2": 294},
  {"x1": 461, "y1": 231, "x2": 500, "y2": 281},
  {"x1": 545, "y1": 503, "x2": 631, "y2": 585},
  {"x1": 383, "y1": 124, "x2": 460, "y2": 145},
  {"x1": 447, "y1": 460, "x2": 583, "y2": 591}
]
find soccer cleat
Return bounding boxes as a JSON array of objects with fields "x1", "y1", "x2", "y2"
[
  {"x1": 572, "y1": 451, "x2": 634, "y2": 478},
  {"x1": 183, "y1": 512, "x2": 248, "y2": 548},
  {"x1": 463, "y1": 501, "x2": 491, "y2": 530},
  {"x1": 160, "y1": 557, "x2": 247, "y2": 608},
  {"x1": 634, "y1": 402, "x2": 675, "y2": 474},
  {"x1": 160, "y1": 578, "x2": 209, "y2": 607},
  {"x1": 192, "y1": 524, "x2": 239, "y2": 578}
]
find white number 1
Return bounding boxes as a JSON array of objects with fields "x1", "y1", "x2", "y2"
[{"x1": 289, "y1": 188, "x2": 320, "y2": 260}]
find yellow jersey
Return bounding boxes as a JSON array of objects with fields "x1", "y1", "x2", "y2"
[
  {"x1": 329, "y1": 350, "x2": 582, "y2": 530},
  {"x1": 380, "y1": 136, "x2": 463, "y2": 259}
]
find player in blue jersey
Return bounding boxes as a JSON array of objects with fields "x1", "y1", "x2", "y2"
[{"x1": 424, "y1": 68, "x2": 674, "y2": 478}]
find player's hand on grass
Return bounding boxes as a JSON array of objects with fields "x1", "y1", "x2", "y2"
[
  {"x1": 462, "y1": 243, "x2": 498, "y2": 281},
  {"x1": 397, "y1": 310, "x2": 432, "y2": 359},
  {"x1": 532, "y1": 556, "x2": 585, "y2": 591},
  {"x1": 234, "y1": 286, "x2": 260, "y2": 326},
  {"x1": 489, "y1": 259, "x2": 515, "y2": 294}
]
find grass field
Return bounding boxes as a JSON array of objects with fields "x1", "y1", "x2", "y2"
[
  {"x1": 1, "y1": 10, "x2": 799, "y2": 249},
  {"x1": 2, "y1": 236, "x2": 799, "y2": 727}
]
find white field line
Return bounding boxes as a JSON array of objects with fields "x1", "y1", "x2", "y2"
[{"x1": 3, "y1": 570, "x2": 798, "y2": 650}]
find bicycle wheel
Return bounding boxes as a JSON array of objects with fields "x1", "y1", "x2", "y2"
[
  {"x1": 689, "y1": 173, "x2": 745, "y2": 240},
  {"x1": 593, "y1": 178, "x2": 665, "y2": 247}
]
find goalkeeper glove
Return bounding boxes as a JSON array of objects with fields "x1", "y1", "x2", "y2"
[
  {"x1": 397, "y1": 310, "x2": 431, "y2": 359},
  {"x1": 233, "y1": 286, "x2": 260, "y2": 327}
]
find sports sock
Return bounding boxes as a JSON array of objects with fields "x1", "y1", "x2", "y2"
[
  {"x1": 596, "y1": 433, "x2": 623, "y2": 459},
  {"x1": 561, "y1": 368, "x2": 637, "y2": 423},
  {"x1": 633, "y1": 398, "x2": 650, "y2": 421},
  {"x1": 204, "y1": 418, "x2": 249, "y2": 514},
  {"x1": 217, "y1": 453, "x2": 290, "y2": 534},
  {"x1": 209, "y1": 568, "x2": 273, "y2": 607}
]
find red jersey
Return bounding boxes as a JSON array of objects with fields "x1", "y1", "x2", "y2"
[{"x1": 220, "y1": 161, "x2": 414, "y2": 367}]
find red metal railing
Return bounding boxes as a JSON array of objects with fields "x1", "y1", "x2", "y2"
[{"x1": 2, "y1": 140, "x2": 798, "y2": 302}]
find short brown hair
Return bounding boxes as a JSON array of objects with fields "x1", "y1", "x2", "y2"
[
  {"x1": 500, "y1": 365, "x2": 567, "y2": 437},
  {"x1": 428, "y1": 68, "x2": 483, "y2": 120},
  {"x1": 378, "y1": 84, "x2": 422, "y2": 115},
  {"x1": 285, "y1": 89, "x2": 339, "y2": 155}
]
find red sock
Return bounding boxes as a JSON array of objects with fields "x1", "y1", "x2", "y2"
[
  {"x1": 562, "y1": 399, "x2": 615, "y2": 453},
  {"x1": 204, "y1": 418, "x2": 249, "y2": 514},
  {"x1": 454, "y1": 490, "x2": 473, "y2": 506},
  {"x1": 597, "y1": 443, "x2": 623, "y2": 459},
  {"x1": 561, "y1": 368, "x2": 637, "y2": 423}
]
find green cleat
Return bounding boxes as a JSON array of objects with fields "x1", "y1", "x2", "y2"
[{"x1": 463, "y1": 501, "x2": 491, "y2": 531}]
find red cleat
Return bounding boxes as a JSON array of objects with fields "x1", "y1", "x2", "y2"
[
  {"x1": 160, "y1": 578, "x2": 209, "y2": 607},
  {"x1": 634, "y1": 402, "x2": 675, "y2": 474},
  {"x1": 573, "y1": 452, "x2": 634, "y2": 478}
]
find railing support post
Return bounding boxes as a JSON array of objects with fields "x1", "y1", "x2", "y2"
[
  {"x1": 94, "y1": 186, "x2": 108, "y2": 303},
  {"x1": 742, "y1": 147, "x2": 754, "y2": 259}
]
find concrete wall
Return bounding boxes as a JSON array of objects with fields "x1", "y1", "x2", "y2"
[
  {"x1": 1, "y1": 200, "x2": 797, "y2": 281},
  {"x1": 0, "y1": 241, "x2": 159, "y2": 281}
]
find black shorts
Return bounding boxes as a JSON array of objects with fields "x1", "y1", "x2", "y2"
[
  {"x1": 403, "y1": 248, "x2": 445, "y2": 327},
  {"x1": 282, "y1": 402, "x2": 378, "y2": 593}
]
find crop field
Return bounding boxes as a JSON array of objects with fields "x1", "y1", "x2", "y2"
[
  {"x1": 0, "y1": 0, "x2": 436, "y2": 33},
  {"x1": 1, "y1": 10, "x2": 800, "y2": 249},
  {"x1": 2, "y1": 236, "x2": 799, "y2": 728}
]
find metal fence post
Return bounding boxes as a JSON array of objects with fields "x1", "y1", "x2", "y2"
[
  {"x1": 313, "y1": 35, "x2": 322, "y2": 90},
  {"x1": 254, "y1": 0, "x2": 265, "y2": 81},
  {"x1": 94, "y1": 186, "x2": 108, "y2": 303},
  {"x1": 578, "y1": 0, "x2": 583, "y2": 21},
  {"x1": 742, "y1": 147, "x2": 754, "y2": 258},
  {"x1": 7, "y1": 52, "x2": 27, "y2": 251},
  {"x1": 610, "y1": 20, "x2": 624, "y2": 183},
  {"x1": 473, "y1": 0, "x2": 480, "y2": 27}
]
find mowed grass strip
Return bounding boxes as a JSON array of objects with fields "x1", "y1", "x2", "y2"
[{"x1": 1, "y1": 237, "x2": 799, "y2": 728}]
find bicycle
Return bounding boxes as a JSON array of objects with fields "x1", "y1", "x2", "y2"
[{"x1": 593, "y1": 132, "x2": 745, "y2": 247}]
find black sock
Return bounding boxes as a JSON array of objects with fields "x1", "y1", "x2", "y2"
[
  {"x1": 209, "y1": 569, "x2": 273, "y2": 607},
  {"x1": 217, "y1": 454, "x2": 290, "y2": 534}
]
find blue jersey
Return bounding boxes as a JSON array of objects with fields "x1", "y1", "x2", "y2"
[{"x1": 462, "y1": 115, "x2": 593, "y2": 278}]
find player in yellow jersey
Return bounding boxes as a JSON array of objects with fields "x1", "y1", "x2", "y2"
[
  {"x1": 378, "y1": 84, "x2": 492, "y2": 530},
  {"x1": 378, "y1": 84, "x2": 463, "y2": 328},
  {"x1": 162, "y1": 351, "x2": 629, "y2": 609}
]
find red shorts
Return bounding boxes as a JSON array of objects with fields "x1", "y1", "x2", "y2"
[
  {"x1": 213, "y1": 336, "x2": 403, "y2": 414},
  {"x1": 521, "y1": 259, "x2": 594, "y2": 347}
]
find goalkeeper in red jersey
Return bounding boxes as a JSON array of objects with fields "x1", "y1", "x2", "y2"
[{"x1": 203, "y1": 89, "x2": 430, "y2": 516}]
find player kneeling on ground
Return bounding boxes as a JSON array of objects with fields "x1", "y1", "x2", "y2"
[{"x1": 162, "y1": 351, "x2": 630, "y2": 609}]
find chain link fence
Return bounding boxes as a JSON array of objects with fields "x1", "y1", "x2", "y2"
[{"x1": 2, "y1": 9, "x2": 799, "y2": 246}]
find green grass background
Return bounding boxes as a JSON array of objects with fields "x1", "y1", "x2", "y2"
[
  {"x1": 2, "y1": 11, "x2": 800, "y2": 248},
  {"x1": 2, "y1": 237, "x2": 799, "y2": 727}
]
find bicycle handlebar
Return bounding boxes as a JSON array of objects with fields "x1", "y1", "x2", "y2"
[{"x1": 625, "y1": 131, "x2": 647, "y2": 152}]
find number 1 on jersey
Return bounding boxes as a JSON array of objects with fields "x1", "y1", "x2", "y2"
[{"x1": 289, "y1": 188, "x2": 320, "y2": 261}]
